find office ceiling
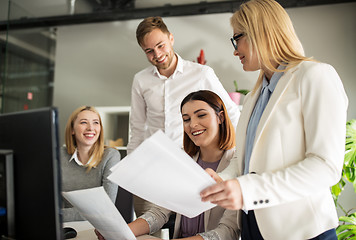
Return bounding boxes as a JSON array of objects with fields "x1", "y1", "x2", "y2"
[{"x1": 0, "y1": 0, "x2": 355, "y2": 30}]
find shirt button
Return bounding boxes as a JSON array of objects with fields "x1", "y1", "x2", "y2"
[
  {"x1": 265, "y1": 199, "x2": 269, "y2": 203},
  {"x1": 253, "y1": 201, "x2": 258, "y2": 205}
]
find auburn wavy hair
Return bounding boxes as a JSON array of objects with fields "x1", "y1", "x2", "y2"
[{"x1": 180, "y1": 90, "x2": 236, "y2": 157}]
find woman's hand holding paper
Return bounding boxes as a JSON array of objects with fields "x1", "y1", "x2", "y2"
[{"x1": 200, "y1": 179, "x2": 243, "y2": 210}]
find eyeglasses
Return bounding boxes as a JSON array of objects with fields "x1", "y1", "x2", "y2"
[{"x1": 230, "y1": 33, "x2": 244, "y2": 50}]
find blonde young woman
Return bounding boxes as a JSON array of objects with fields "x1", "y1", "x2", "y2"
[
  {"x1": 61, "y1": 106, "x2": 120, "y2": 222},
  {"x1": 200, "y1": 0, "x2": 348, "y2": 239}
]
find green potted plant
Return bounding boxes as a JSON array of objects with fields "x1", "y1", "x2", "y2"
[
  {"x1": 229, "y1": 80, "x2": 250, "y2": 105},
  {"x1": 331, "y1": 119, "x2": 356, "y2": 240}
]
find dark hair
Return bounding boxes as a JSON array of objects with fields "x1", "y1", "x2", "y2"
[
  {"x1": 180, "y1": 90, "x2": 236, "y2": 156},
  {"x1": 136, "y1": 16, "x2": 170, "y2": 46}
]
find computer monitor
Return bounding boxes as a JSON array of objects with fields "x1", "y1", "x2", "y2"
[{"x1": 0, "y1": 107, "x2": 63, "y2": 239}]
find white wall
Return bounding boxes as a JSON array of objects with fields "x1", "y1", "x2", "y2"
[
  {"x1": 53, "y1": 2, "x2": 356, "y2": 214},
  {"x1": 54, "y1": 2, "x2": 356, "y2": 142}
]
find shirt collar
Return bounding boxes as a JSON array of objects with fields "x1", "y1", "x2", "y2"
[
  {"x1": 69, "y1": 148, "x2": 94, "y2": 167},
  {"x1": 262, "y1": 64, "x2": 286, "y2": 93},
  {"x1": 153, "y1": 53, "x2": 183, "y2": 79},
  {"x1": 175, "y1": 54, "x2": 184, "y2": 74}
]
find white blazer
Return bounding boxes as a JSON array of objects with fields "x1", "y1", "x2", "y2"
[{"x1": 220, "y1": 61, "x2": 348, "y2": 240}]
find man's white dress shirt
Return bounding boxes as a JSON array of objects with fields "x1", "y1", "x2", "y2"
[{"x1": 127, "y1": 54, "x2": 240, "y2": 154}]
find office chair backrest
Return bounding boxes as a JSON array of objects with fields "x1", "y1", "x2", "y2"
[{"x1": 115, "y1": 186, "x2": 134, "y2": 223}]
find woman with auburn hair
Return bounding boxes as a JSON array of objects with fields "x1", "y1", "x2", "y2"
[
  {"x1": 61, "y1": 106, "x2": 120, "y2": 222},
  {"x1": 96, "y1": 90, "x2": 239, "y2": 240},
  {"x1": 181, "y1": 90, "x2": 236, "y2": 158},
  {"x1": 200, "y1": 0, "x2": 348, "y2": 239}
]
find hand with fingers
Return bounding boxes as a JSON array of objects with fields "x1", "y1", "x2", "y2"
[
  {"x1": 205, "y1": 168, "x2": 223, "y2": 183},
  {"x1": 200, "y1": 178, "x2": 243, "y2": 210}
]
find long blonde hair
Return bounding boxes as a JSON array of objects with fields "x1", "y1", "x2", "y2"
[
  {"x1": 231, "y1": 0, "x2": 314, "y2": 93},
  {"x1": 65, "y1": 106, "x2": 105, "y2": 171}
]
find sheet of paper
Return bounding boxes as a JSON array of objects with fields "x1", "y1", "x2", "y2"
[
  {"x1": 108, "y1": 130, "x2": 216, "y2": 218},
  {"x1": 62, "y1": 187, "x2": 136, "y2": 240}
]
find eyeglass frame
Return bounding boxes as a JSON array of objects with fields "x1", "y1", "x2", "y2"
[{"x1": 230, "y1": 33, "x2": 244, "y2": 50}]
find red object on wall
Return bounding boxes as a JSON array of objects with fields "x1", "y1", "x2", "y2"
[{"x1": 197, "y1": 49, "x2": 207, "y2": 65}]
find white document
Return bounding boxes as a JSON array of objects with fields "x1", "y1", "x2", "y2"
[
  {"x1": 108, "y1": 130, "x2": 216, "y2": 218},
  {"x1": 62, "y1": 187, "x2": 136, "y2": 240}
]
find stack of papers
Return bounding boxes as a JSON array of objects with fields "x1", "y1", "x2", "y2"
[{"x1": 108, "y1": 130, "x2": 216, "y2": 218}]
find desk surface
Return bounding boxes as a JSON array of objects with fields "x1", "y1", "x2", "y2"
[{"x1": 64, "y1": 221, "x2": 158, "y2": 240}]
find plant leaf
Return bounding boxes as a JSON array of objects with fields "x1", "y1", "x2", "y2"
[
  {"x1": 331, "y1": 177, "x2": 346, "y2": 204},
  {"x1": 233, "y1": 80, "x2": 250, "y2": 95},
  {"x1": 339, "y1": 215, "x2": 356, "y2": 225},
  {"x1": 237, "y1": 89, "x2": 250, "y2": 95},
  {"x1": 337, "y1": 224, "x2": 356, "y2": 233},
  {"x1": 336, "y1": 225, "x2": 356, "y2": 239},
  {"x1": 234, "y1": 80, "x2": 238, "y2": 92},
  {"x1": 335, "y1": 119, "x2": 356, "y2": 205}
]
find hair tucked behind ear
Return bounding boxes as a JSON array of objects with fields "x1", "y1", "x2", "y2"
[{"x1": 230, "y1": 0, "x2": 314, "y2": 93}]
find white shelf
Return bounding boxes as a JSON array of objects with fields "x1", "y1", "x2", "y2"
[
  {"x1": 115, "y1": 146, "x2": 127, "y2": 151},
  {"x1": 95, "y1": 106, "x2": 131, "y2": 114},
  {"x1": 96, "y1": 106, "x2": 130, "y2": 157}
]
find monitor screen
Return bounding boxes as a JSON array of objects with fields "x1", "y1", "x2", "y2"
[{"x1": 0, "y1": 107, "x2": 63, "y2": 239}]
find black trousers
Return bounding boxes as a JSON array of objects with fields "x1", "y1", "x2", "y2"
[
  {"x1": 241, "y1": 210, "x2": 264, "y2": 240},
  {"x1": 241, "y1": 210, "x2": 337, "y2": 240}
]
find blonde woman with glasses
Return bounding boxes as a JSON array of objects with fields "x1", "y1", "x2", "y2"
[{"x1": 201, "y1": 0, "x2": 348, "y2": 239}]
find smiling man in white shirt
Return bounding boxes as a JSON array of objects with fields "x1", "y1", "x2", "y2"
[{"x1": 127, "y1": 16, "x2": 240, "y2": 217}]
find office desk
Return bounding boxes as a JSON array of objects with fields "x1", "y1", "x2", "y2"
[{"x1": 64, "y1": 221, "x2": 158, "y2": 240}]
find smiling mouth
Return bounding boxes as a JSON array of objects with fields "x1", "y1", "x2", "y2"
[
  {"x1": 156, "y1": 55, "x2": 166, "y2": 63},
  {"x1": 192, "y1": 130, "x2": 205, "y2": 136},
  {"x1": 84, "y1": 133, "x2": 95, "y2": 138}
]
